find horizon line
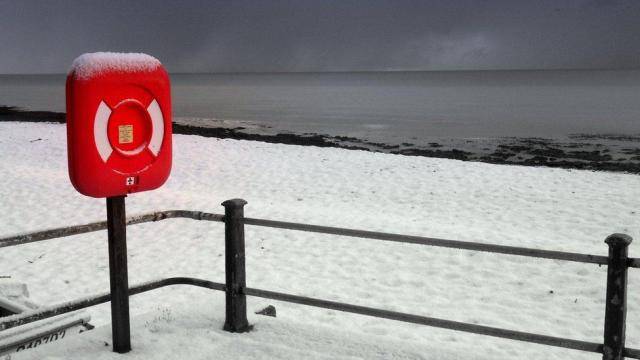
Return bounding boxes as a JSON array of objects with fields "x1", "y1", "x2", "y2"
[{"x1": 1, "y1": 66, "x2": 639, "y2": 76}]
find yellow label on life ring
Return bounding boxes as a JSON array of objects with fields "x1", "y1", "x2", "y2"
[{"x1": 118, "y1": 124, "x2": 133, "y2": 144}]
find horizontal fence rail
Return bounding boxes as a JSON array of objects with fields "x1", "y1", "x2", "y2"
[
  {"x1": 0, "y1": 277, "x2": 225, "y2": 331},
  {"x1": 0, "y1": 276, "x2": 638, "y2": 358},
  {"x1": 1, "y1": 205, "x2": 639, "y2": 359},
  {"x1": 2, "y1": 211, "x2": 637, "y2": 268},
  {"x1": 0, "y1": 210, "x2": 224, "y2": 249},
  {"x1": 244, "y1": 286, "x2": 603, "y2": 353},
  {"x1": 246, "y1": 287, "x2": 640, "y2": 360},
  {"x1": 243, "y1": 217, "x2": 617, "y2": 266}
]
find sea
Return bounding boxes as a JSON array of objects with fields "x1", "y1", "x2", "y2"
[{"x1": 1, "y1": 69, "x2": 640, "y2": 146}]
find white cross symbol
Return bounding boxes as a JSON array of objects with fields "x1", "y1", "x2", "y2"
[{"x1": 126, "y1": 177, "x2": 136, "y2": 186}]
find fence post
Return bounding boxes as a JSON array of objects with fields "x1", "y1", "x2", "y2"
[
  {"x1": 602, "y1": 233, "x2": 632, "y2": 360},
  {"x1": 106, "y1": 196, "x2": 131, "y2": 353},
  {"x1": 222, "y1": 199, "x2": 251, "y2": 332}
]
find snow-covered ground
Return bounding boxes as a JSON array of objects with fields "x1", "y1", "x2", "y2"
[{"x1": 0, "y1": 121, "x2": 639, "y2": 359}]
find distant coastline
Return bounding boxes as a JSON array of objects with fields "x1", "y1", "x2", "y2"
[{"x1": 2, "y1": 105, "x2": 639, "y2": 174}]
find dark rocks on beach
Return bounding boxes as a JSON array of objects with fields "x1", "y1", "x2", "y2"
[
  {"x1": 570, "y1": 134, "x2": 640, "y2": 142},
  {"x1": 622, "y1": 148, "x2": 640, "y2": 155},
  {"x1": 530, "y1": 147, "x2": 566, "y2": 158},
  {"x1": 497, "y1": 144, "x2": 529, "y2": 153},
  {"x1": 0, "y1": 106, "x2": 65, "y2": 123},
  {"x1": 173, "y1": 123, "x2": 338, "y2": 148},
  {"x1": 333, "y1": 135, "x2": 361, "y2": 142},
  {"x1": 566, "y1": 151, "x2": 612, "y2": 162},
  {"x1": 484, "y1": 150, "x2": 516, "y2": 161},
  {"x1": 528, "y1": 156, "x2": 553, "y2": 164},
  {"x1": 381, "y1": 144, "x2": 400, "y2": 150},
  {"x1": 4, "y1": 105, "x2": 640, "y2": 174}
]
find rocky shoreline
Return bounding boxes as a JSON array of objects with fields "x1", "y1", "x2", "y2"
[{"x1": 3, "y1": 105, "x2": 639, "y2": 174}]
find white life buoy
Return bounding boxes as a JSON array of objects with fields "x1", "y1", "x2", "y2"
[{"x1": 93, "y1": 99, "x2": 164, "y2": 162}]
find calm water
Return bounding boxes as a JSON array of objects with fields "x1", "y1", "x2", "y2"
[{"x1": 1, "y1": 70, "x2": 639, "y2": 143}]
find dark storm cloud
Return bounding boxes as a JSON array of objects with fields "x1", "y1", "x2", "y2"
[{"x1": 1, "y1": 0, "x2": 639, "y2": 73}]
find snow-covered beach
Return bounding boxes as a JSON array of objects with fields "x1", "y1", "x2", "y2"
[{"x1": 1, "y1": 121, "x2": 639, "y2": 359}]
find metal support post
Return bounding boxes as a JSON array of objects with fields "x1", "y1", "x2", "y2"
[
  {"x1": 602, "y1": 233, "x2": 632, "y2": 360},
  {"x1": 222, "y1": 199, "x2": 251, "y2": 332},
  {"x1": 106, "y1": 196, "x2": 131, "y2": 353}
]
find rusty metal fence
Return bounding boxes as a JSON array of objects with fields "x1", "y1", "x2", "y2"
[{"x1": 0, "y1": 199, "x2": 638, "y2": 359}]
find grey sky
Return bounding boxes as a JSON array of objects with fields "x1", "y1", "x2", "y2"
[{"x1": 1, "y1": 0, "x2": 639, "y2": 73}]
